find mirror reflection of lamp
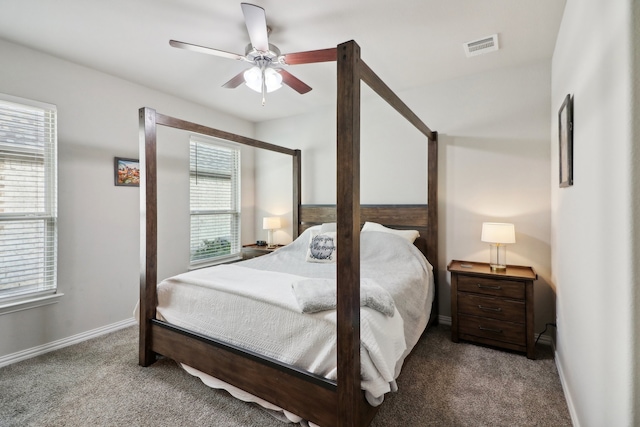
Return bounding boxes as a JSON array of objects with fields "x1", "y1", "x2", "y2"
[
  {"x1": 263, "y1": 216, "x2": 281, "y2": 249},
  {"x1": 481, "y1": 222, "x2": 516, "y2": 271}
]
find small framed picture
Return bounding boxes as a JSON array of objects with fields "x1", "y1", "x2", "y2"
[
  {"x1": 114, "y1": 157, "x2": 140, "y2": 187},
  {"x1": 558, "y1": 94, "x2": 573, "y2": 188}
]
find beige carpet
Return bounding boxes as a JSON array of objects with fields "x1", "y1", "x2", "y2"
[{"x1": 0, "y1": 324, "x2": 571, "y2": 426}]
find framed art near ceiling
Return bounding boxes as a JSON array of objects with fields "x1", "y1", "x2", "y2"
[
  {"x1": 114, "y1": 157, "x2": 140, "y2": 187},
  {"x1": 558, "y1": 94, "x2": 573, "y2": 188}
]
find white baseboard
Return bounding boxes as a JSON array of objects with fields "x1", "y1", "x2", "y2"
[
  {"x1": 535, "y1": 332, "x2": 553, "y2": 346},
  {"x1": 554, "y1": 347, "x2": 580, "y2": 427},
  {"x1": 438, "y1": 315, "x2": 452, "y2": 325},
  {"x1": 0, "y1": 317, "x2": 136, "y2": 368}
]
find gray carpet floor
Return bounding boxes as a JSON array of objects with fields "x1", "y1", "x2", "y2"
[{"x1": 0, "y1": 325, "x2": 571, "y2": 426}]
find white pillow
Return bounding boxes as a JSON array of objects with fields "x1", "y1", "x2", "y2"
[
  {"x1": 306, "y1": 231, "x2": 337, "y2": 263},
  {"x1": 320, "y1": 222, "x2": 337, "y2": 233},
  {"x1": 361, "y1": 221, "x2": 419, "y2": 243}
]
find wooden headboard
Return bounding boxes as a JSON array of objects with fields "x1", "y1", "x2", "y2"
[
  {"x1": 299, "y1": 204, "x2": 432, "y2": 262},
  {"x1": 298, "y1": 203, "x2": 438, "y2": 326}
]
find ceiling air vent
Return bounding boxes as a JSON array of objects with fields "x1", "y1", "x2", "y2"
[{"x1": 463, "y1": 34, "x2": 499, "y2": 57}]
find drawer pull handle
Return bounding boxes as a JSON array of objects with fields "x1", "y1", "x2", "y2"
[
  {"x1": 479, "y1": 326, "x2": 503, "y2": 334},
  {"x1": 478, "y1": 305, "x2": 502, "y2": 312},
  {"x1": 477, "y1": 283, "x2": 501, "y2": 290}
]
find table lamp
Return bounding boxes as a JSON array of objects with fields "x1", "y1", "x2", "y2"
[
  {"x1": 481, "y1": 222, "x2": 516, "y2": 270},
  {"x1": 263, "y1": 216, "x2": 281, "y2": 249}
]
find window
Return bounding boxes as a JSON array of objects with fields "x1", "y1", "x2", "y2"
[
  {"x1": 189, "y1": 136, "x2": 241, "y2": 265},
  {"x1": 0, "y1": 94, "x2": 57, "y2": 303}
]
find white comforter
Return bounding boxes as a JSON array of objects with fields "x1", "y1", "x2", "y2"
[{"x1": 153, "y1": 227, "x2": 434, "y2": 420}]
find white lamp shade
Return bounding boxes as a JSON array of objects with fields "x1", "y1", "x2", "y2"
[
  {"x1": 263, "y1": 216, "x2": 281, "y2": 230},
  {"x1": 481, "y1": 222, "x2": 516, "y2": 244}
]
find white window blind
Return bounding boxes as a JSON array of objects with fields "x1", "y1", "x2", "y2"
[
  {"x1": 189, "y1": 136, "x2": 241, "y2": 265},
  {"x1": 0, "y1": 94, "x2": 57, "y2": 300}
]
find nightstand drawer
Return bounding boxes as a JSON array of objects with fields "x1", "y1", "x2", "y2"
[
  {"x1": 242, "y1": 248, "x2": 268, "y2": 259},
  {"x1": 241, "y1": 244, "x2": 285, "y2": 259},
  {"x1": 457, "y1": 276, "x2": 525, "y2": 299},
  {"x1": 458, "y1": 314, "x2": 526, "y2": 346},
  {"x1": 458, "y1": 293, "x2": 525, "y2": 322}
]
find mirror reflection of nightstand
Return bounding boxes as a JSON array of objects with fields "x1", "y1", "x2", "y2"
[{"x1": 241, "y1": 244, "x2": 285, "y2": 259}]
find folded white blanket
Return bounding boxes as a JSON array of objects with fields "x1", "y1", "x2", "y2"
[{"x1": 291, "y1": 278, "x2": 396, "y2": 317}]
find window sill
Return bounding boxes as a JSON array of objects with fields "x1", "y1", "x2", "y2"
[
  {"x1": 189, "y1": 254, "x2": 243, "y2": 270},
  {"x1": 0, "y1": 293, "x2": 65, "y2": 316}
]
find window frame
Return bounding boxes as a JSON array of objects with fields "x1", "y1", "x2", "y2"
[
  {"x1": 0, "y1": 93, "x2": 60, "y2": 314},
  {"x1": 188, "y1": 135, "x2": 242, "y2": 267}
]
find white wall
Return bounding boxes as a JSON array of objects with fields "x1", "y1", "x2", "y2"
[
  {"x1": 255, "y1": 60, "x2": 554, "y2": 331},
  {"x1": 551, "y1": 0, "x2": 639, "y2": 425},
  {"x1": 0, "y1": 38, "x2": 256, "y2": 358}
]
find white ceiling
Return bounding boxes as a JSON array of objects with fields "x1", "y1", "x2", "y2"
[{"x1": 0, "y1": 0, "x2": 566, "y2": 123}]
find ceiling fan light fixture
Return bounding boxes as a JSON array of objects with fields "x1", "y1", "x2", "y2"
[
  {"x1": 264, "y1": 68, "x2": 283, "y2": 92},
  {"x1": 243, "y1": 66, "x2": 262, "y2": 92},
  {"x1": 243, "y1": 66, "x2": 282, "y2": 93}
]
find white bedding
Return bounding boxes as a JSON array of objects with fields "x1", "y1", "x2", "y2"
[{"x1": 151, "y1": 227, "x2": 434, "y2": 422}]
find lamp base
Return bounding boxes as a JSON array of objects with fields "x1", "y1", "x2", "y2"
[
  {"x1": 488, "y1": 243, "x2": 508, "y2": 271},
  {"x1": 266, "y1": 229, "x2": 274, "y2": 249}
]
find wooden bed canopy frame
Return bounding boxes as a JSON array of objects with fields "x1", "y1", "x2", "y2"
[{"x1": 139, "y1": 40, "x2": 438, "y2": 427}]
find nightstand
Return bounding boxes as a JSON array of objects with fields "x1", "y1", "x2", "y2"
[
  {"x1": 448, "y1": 260, "x2": 537, "y2": 359},
  {"x1": 241, "y1": 244, "x2": 285, "y2": 260}
]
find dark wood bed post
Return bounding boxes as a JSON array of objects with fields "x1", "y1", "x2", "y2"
[
  {"x1": 293, "y1": 149, "x2": 301, "y2": 240},
  {"x1": 336, "y1": 40, "x2": 363, "y2": 427},
  {"x1": 427, "y1": 132, "x2": 438, "y2": 322},
  {"x1": 139, "y1": 107, "x2": 158, "y2": 367}
]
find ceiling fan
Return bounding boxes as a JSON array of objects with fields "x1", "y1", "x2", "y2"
[{"x1": 169, "y1": 3, "x2": 336, "y2": 105}]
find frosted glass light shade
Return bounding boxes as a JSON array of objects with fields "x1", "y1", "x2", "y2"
[
  {"x1": 243, "y1": 67, "x2": 262, "y2": 92},
  {"x1": 263, "y1": 68, "x2": 283, "y2": 91},
  {"x1": 244, "y1": 67, "x2": 283, "y2": 93}
]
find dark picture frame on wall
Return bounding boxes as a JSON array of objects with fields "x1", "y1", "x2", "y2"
[
  {"x1": 558, "y1": 94, "x2": 573, "y2": 188},
  {"x1": 114, "y1": 157, "x2": 140, "y2": 187}
]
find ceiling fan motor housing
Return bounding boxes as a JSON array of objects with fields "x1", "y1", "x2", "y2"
[{"x1": 245, "y1": 43, "x2": 282, "y2": 65}]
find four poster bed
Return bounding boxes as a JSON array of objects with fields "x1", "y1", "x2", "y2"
[{"x1": 138, "y1": 40, "x2": 439, "y2": 427}]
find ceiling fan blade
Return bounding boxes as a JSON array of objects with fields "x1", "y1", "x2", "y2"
[
  {"x1": 279, "y1": 69, "x2": 312, "y2": 94},
  {"x1": 241, "y1": 3, "x2": 269, "y2": 52},
  {"x1": 222, "y1": 71, "x2": 246, "y2": 89},
  {"x1": 169, "y1": 40, "x2": 245, "y2": 61},
  {"x1": 281, "y1": 47, "x2": 337, "y2": 65}
]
